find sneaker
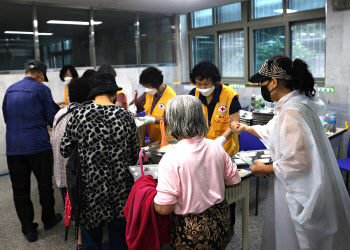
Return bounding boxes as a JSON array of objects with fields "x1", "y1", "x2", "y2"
[
  {"x1": 24, "y1": 223, "x2": 38, "y2": 242},
  {"x1": 44, "y1": 213, "x2": 63, "y2": 230}
]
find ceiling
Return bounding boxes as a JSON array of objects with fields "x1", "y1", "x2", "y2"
[{"x1": 0, "y1": 0, "x2": 245, "y2": 14}]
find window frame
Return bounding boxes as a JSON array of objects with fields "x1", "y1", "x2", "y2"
[
  {"x1": 0, "y1": 1, "x2": 177, "y2": 74},
  {"x1": 188, "y1": 0, "x2": 326, "y2": 85},
  {"x1": 219, "y1": 28, "x2": 247, "y2": 80},
  {"x1": 290, "y1": 18, "x2": 326, "y2": 83}
]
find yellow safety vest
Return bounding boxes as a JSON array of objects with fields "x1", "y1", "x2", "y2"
[
  {"x1": 143, "y1": 85, "x2": 177, "y2": 143},
  {"x1": 64, "y1": 84, "x2": 70, "y2": 105},
  {"x1": 117, "y1": 90, "x2": 128, "y2": 109},
  {"x1": 195, "y1": 83, "x2": 239, "y2": 157}
]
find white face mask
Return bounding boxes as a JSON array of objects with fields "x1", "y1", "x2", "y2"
[
  {"x1": 64, "y1": 77, "x2": 72, "y2": 82},
  {"x1": 197, "y1": 85, "x2": 215, "y2": 97},
  {"x1": 145, "y1": 88, "x2": 157, "y2": 96}
]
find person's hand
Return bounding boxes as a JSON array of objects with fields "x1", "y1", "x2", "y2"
[
  {"x1": 135, "y1": 119, "x2": 145, "y2": 128},
  {"x1": 215, "y1": 136, "x2": 226, "y2": 146},
  {"x1": 249, "y1": 160, "x2": 267, "y2": 178},
  {"x1": 139, "y1": 116, "x2": 156, "y2": 125},
  {"x1": 229, "y1": 121, "x2": 246, "y2": 133},
  {"x1": 128, "y1": 104, "x2": 137, "y2": 115}
]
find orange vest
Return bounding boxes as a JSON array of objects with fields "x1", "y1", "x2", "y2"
[
  {"x1": 64, "y1": 84, "x2": 70, "y2": 105},
  {"x1": 195, "y1": 83, "x2": 239, "y2": 157},
  {"x1": 143, "y1": 85, "x2": 177, "y2": 143}
]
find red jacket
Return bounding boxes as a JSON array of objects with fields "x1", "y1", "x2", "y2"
[{"x1": 124, "y1": 175, "x2": 170, "y2": 250}]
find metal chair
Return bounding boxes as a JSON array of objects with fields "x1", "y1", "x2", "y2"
[{"x1": 239, "y1": 132, "x2": 267, "y2": 216}]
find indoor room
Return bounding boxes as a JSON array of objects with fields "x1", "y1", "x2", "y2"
[{"x1": 0, "y1": 0, "x2": 349, "y2": 249}]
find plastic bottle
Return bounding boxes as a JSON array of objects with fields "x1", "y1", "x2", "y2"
[{"x1": 329, "y1": 113, "x2": 336, "y2": 133}]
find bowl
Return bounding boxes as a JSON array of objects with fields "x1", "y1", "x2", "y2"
[{"x1": 148, "y1": 139, "x2": 178, "y2": 164}]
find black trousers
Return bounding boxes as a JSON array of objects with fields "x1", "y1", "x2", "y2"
[{"x1": 7, "y1": 150, "x2": 56, "y2": 235}]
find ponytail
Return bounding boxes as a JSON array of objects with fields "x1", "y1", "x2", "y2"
[{"x1": 291, "y1": 58, "x2": 316, "y2": 98}]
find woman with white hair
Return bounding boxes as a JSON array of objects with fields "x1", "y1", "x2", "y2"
[{"x1": 154, "y1": 95, "x2": 241, "y2": 249}]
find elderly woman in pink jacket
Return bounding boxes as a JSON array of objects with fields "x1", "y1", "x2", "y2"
[{"x1": 154, "y1": 95, "x2": 241, "y2": 249}]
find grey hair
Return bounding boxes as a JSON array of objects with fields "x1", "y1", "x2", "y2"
[{"x1": 166, "y1": 95, "x2": 209, "y2": 138}]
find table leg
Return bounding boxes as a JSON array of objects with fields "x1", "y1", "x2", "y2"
[
  {"x1": 255, "y1": 177, "x2": 259, "y2": 216},
  {"x1": 242, "y1": 184, "x2": 249, "y2": 250},
  {"x1": 338, "y1": 139, "x2": 344, "y2": 159}
]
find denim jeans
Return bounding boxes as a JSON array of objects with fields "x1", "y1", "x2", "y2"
[{"x1": 81, "y1": 218, "x2": 128, "y2": 250}]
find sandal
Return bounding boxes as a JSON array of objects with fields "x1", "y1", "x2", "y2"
[{"x1": 76, "y1": 244, "x2": 83, "y2": 250}]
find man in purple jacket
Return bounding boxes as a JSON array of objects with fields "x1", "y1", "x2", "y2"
[{"x1": 2, "y1": 61, "x2": 62, "y2": 242}]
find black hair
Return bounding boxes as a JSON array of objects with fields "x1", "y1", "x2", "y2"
[
  {"x1": 60, "y1": 65, "x2": 78, "y2": 81},
  {"x1": 81, "y1": 69, "x2": 96, "y2": 78},
  {"x1": 190, "y1": 61, "x2": 221, "y2": 84},
  {"x1": 97, "y1": 64, "x2": 116, "y2": 77},
  {"x1": 139, "y1": 67, "x2": 164, "y2": 89},
  {"x1": 25, "y1": 68, "x2": 41, "y2": 75},
  {"x1": 268, "y1": 55, "x2": 316, "y2": 98},
  {"x1": 68, "y1": 77, "x2": 90, "y2": 103}
]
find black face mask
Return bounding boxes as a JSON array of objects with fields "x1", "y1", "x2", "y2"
[{"x1": 260, "y1": 80, "x2": 276, "y2": 102}]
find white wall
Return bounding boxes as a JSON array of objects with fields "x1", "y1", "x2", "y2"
[
  {"x1": 321, "y1": 0, "x2": 350, "y2": 157},
  {"x1": 0, "y1": 65, "x2": 181, "y2": 174}
]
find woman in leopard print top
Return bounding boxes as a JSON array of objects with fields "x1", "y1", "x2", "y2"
[{"x1": 60, "y1": 72, "x2": 139, "y2": 249}]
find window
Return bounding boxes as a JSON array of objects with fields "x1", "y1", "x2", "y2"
[
  {"x1": 253, "y1": 26, "x2": 285, "y2": 73},
  {"x1": 191, "y1": 8, "x2": 213, "y2": 28},
  {"x1": 192, "y1": 35, "x2": 215, "y2": 66},
  {"x1": 288, "y1": 0, "x2": 326, "y2": 12},
  {"x1": 219, "y1": 31, "x2": 244, "y2": 77},
  {"x1": 216, "y1": 3, "x2": 241, "y2": 24},
  {"x1": 291, "y1": 21, "x2": 325, "y2": 77},
  {"x1": 37, "y1": 6, "x2": 91, "y2": 68},
  {"x1": 0, "y1": 3, "x2": 35, "y2": 70},
  {"x1": 94, "y1": 10, "x2": 137, "y2": 66},
  {"x1": 140, "y1": 13, "x2": 175, "y2": 64},
  {"x1": 252, "y1": 0, "x2": 283, "y2": 19}
]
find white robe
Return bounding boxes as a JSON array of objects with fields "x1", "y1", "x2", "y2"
[{"x1": 253, "y1": 90, "x2": 350, "y2": 250}]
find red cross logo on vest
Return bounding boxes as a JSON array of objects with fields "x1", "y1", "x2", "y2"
[
  {"x1": 218, "y1": 104, "x2": 227, "y2": 114},
  {"x1": 159, "y1": 102, "x2": 165, "y2": 110}
]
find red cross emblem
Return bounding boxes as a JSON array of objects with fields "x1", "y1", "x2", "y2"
[
  {"x1": 218, "y1": 104, "x2": 227, "y2": 114},
  {"x1": 159, "y1": 102, "x2": 165, "y2": 110}
]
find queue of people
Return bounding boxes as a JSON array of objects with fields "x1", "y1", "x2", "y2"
[{"x1": 2, "y1": 55, "x2": 350, "y2": 250}]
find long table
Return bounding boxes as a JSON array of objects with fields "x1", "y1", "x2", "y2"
[
  {"x1": 328, "y1": 128, "x2": 348, "y2": 159},
  {"x1": 225, "y1": 173, "x2": 251, "y2": 250}
]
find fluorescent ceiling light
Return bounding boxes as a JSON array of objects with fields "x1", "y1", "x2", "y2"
[
  {"x1": 309, "y1": 33, "x2": 315, "y2": 36},
  {"x1": 47, "y1": 20, "x2": 102, "y2": 25},
  {"x1": 4, "y1": 31, "x2": 53, "y2": 36},
  {"x1": 274, "y1": 9, "x2": 297, "y2": 14}
]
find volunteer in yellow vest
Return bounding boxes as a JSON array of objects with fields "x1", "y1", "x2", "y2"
[
  {"x1": 59, "y1": 65, "x2": 79, "y2": 106},
  {"x1": 97, "y1": 64, "x2": 129, "y2": 109},
  {"x1": 189, "y1": 61, "x2": 241, "y2": 157},
  {"x1": 189, "y1": 61, "x2": 241, "y2": 233},
  {"x1": 134, "y1": 67, "x2": 177, "y2": 143}
]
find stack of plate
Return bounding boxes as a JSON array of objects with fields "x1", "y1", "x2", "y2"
[
  {"x1": 252, "y1": 111, "x2": 274, "y2": 125},
  {"x1": 239, "y1": 110, "x2": 253, "y2": 126},
  {"x1": 232, "y1": 150, "x2": 271, "y2": 168}
]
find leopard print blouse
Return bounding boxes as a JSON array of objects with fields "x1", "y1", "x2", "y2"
[{"x1": 60, "y1": 103, "x2": 140, "y2": 229}]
